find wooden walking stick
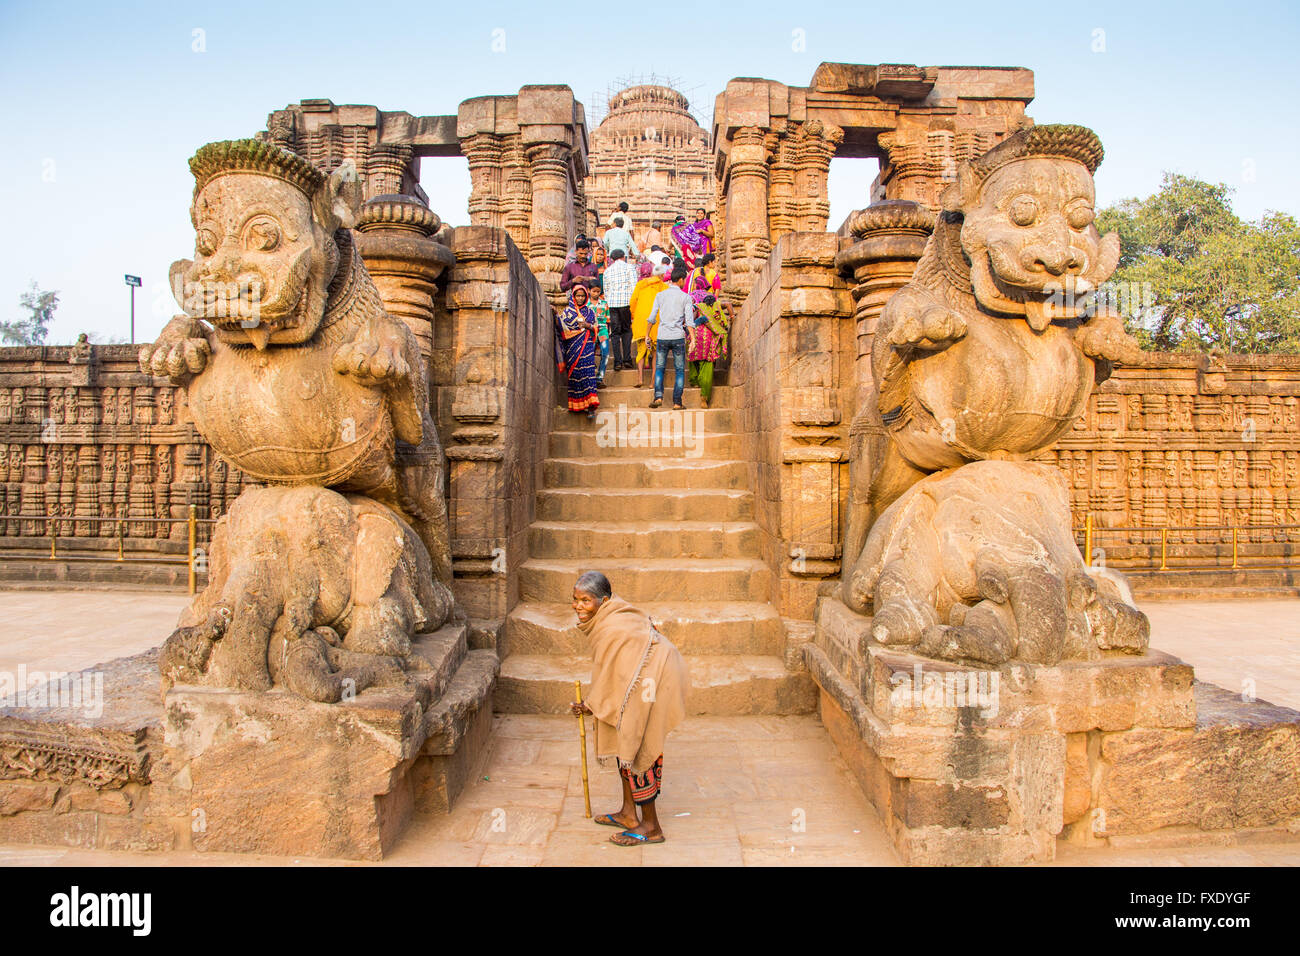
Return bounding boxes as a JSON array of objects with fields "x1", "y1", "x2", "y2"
[{"x1": 574, "y1": 679, "x2": 592, "y2": 818}]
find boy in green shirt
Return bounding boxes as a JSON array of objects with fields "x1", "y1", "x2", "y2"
[{"x1": 591, "y1": 277, "x2": 611, "y2": 386}]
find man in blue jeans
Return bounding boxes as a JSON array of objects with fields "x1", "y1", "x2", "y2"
[{"x1": 647, "y1": 263, "x2": 695, "y2": 409}]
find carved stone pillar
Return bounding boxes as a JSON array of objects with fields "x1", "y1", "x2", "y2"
[
  {"x1": 355, "y1": 195, "x2": 456, "y2": 364},
  {"x1": 501, "y1": 136, "x2": 532, "y2": 257},
  {"x1": 723, "y1": 126, "x2": 772, "y2": 300},
  {"x1": 877, "y1": 127, "x2": 957, "y2": 211},
  {"x1": 834, "y1": 201, "x2": 934, "y2": 570},
  {"x1": 523, "y1": 141, "x2": 573, "y2": 307},
  {"x1": 462, "y1": 132, "x2": 505, "y2": 228},
  {"x1": 364, "y1": 144, "x2": 417, "y2": 200},
  {"x1": 793, "y1": 120, "x2": 843, "y2": 232},
  {"x1": 130, "y1": 445, "x2": 154, "y2": 538},
  {"x1": 21, "y1": 444, "x2": 45, "y2": 538},
  {"x1": 767, "y1": 126, "x2": 796, "y2": 244}
]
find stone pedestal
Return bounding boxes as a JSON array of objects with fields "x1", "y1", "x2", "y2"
[
  {"x1": 0, "y1": 625, "x2": 498, "y2": 861},
  {"x1": 159, "y1": 683, "x2": 426, "y2": 860},
  {"x1": 807, "y1": 595, "x2": 1300, "y2": 864},
  {"x1": 156, "y1": 622, "x2": 495, "y2": 860}
]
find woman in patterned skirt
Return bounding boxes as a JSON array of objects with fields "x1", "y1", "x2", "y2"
[
  {"x1": 569, "y1": 571, "x2": 689, "y2": 847},
  {"x1": 558, "y1": 285, "x2": 601, "y2": 420}
]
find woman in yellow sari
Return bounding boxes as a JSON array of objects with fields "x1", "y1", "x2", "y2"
[
  {"x1": 629, "y1": 263, "x2": 670, "y2": 388},
  {"x1": 569, "y1": 570, "x2": 689, "y2": 846}
]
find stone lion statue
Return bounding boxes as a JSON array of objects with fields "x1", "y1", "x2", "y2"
[
  {"x1": 842, "y1": 124, "x2": 1149, "y2": 665},
  {"x1": 142, "y1": 139, "x2": 454, "y2": 700}
]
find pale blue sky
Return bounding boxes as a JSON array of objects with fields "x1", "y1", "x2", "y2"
[{"x1": 1, "y1": 0, "x2": 1296, "y2": 345}]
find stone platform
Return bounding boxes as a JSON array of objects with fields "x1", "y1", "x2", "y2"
[
  {"x1": 0, "y1": 624, "x2": 497, "y2": 860},
  {"x1": 807, "y1": 596, "x2": 1300, "y2": 864}
]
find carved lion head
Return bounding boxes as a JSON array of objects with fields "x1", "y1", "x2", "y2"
[
  {"x1": 173, "y1": 140, "x2": 362, "y2": 350},
  {"x1": 946, "y1": 124, "x2": 1121, "y2": 330}
]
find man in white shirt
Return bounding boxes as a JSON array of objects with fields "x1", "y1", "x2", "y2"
[
  {"x1": 646, "y1": 263, "x2": 695, "y2": 409},
  {"x1": 602, "y1": 249, "x2": 638, "y2": 370},
  {"x1": 606, "y1": 201, "x2": 635, "y2": 238}
]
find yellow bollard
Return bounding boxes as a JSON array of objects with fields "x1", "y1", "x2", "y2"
[
  {"x1": 1232, "y1": 528, "x2": 1239, "y2": 570},
  {"x1": 1160, "y1": 528, "x2": 1168, "y2": 571},
  {"x1": 1084, "y1": 514, "x2": 1093, "y2": 567},
  {"x1": 188, "y1": 505, "x2": 197, "y2": 595}
]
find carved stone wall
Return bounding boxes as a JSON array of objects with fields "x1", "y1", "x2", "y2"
[
  {"x1": 438, "y1": 226, "x2": 556, "y2": 623},
  {"x1": 1050, "y1": 354, "x2": 1300, "y2": 564},
  {"x1": 0, "y1": 345, "x2": 246, "y2": 551},
  {"x1": 731, "y1": 233, "x2": 856, "y2": 620}
]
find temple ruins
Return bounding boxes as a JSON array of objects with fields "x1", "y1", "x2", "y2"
[{"x1": 0, "y1": 66, "x2": 1295, "y2": 864}]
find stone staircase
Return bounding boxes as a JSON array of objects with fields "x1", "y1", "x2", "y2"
[{"x1": 496, "y1": 368, "x2": 816, "y2": 716}]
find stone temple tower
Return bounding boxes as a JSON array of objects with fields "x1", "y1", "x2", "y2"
[{"x1": 584, "y1": 84, "x2": 714, "y2": 236}]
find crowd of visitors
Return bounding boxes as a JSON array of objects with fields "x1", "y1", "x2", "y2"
[{"x1": 556, "y1": 206, "x2": 733, "y2": 418}]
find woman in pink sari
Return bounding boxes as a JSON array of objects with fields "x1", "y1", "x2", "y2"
[{"x1": 670, "y1": 207, "x2": 715, "y2": 270}]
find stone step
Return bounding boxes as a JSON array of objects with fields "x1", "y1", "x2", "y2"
[
  {"x1": 549, "y1": 428, "x2": 735, "y2": 459},
  {"x1": 529, "y1": 520, "x2": 759, "y2": 559},
  {"x1": 518, "y1": 557, "x2": 772, "y2": 603},
  {"x1": 503, "y1": 600, "x2": 784, "y2": 657},
  {"x1": 558, "y1": 403, "x2": 734, "y2": 433},
  {"x1": 600, "y1": 367, "x2": 729, "y2": 389},
  {"x1": 543, "y1": 457, "x2": 748, "y2": 490},
  {"x1": 536, "y1": 487, "x2": 753, "y2": 522},
  {"x1": 495, "y1": 653, "x2": 816, "y2": 716},
  {"x1": 587, "y1": 385, "x2": 734, "y2": 409}
]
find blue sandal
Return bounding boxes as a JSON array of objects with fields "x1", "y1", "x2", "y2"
[{"x1": 611, "y1": 830, "x2": 665, "y2": 846}]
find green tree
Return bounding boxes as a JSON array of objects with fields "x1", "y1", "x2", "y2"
[
  {"x1": 1, "y1": 282, "x2": 59, "y2": 346},
  {"x1": 1096, "y1": 174, "x2": 1300, "y2": 353}
]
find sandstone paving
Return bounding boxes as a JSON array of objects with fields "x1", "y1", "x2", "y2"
[
  {"x1": 0, "y1": 594, "x2": 1297, "y2": 865},
  {"x1": 0, "y1": 588, "x2": 191, "y2": 675},
  {"x1": 2, "y1": 712, "x2": 1296, "y2": 866},
  {"x1": 1140, "y1": 599, "x2": 1300, "y2": 711}
]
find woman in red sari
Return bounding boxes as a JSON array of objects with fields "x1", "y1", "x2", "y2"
[{"x1": 557, "y1": 285, "x2": 601, "y2": 420}]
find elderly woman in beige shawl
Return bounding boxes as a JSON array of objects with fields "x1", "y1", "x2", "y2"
[{"x1": 568, "y1": 571, "x2": 689, "y2": 846}]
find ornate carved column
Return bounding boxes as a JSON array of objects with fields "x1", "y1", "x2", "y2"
[
  {"x1": 523, "y1": 141, "x2": 573, "y2": 307},
  {"x1": 877, "y1": 127, "x2": 956, "y2": 211},
  {"x1": 766, "y1": 124, "x2": 796, "y2": 244},
  {"x1": 501, "y1": 135, "x2": 532, "y2": 260},
  {"x1": 792, "y1": 119, "x2": 843, "y2": 232},
  {"x1": 363, "y1": 144, "x2": 418, "y2": 200},
  {"x1": 834, "y1": 201, "x2": 934, "y2": 572},
  {"x1": 462, "y1": 132, "x2": 505, "y2": 228},
  {"x1": 723, "y1": 126, "x2": 773, "y2": 300}
]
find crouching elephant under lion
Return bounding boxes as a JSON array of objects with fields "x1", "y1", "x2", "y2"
[
  {"x1": 845, "y1": 460, "x2": 1149, "y2": 667},
  {"x1": 160, "y1": 485, "x2": 453, "y2": 703}
]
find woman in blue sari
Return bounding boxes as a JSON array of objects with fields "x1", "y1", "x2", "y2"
[{"x1": 558, "y1": 284, "x2": 601, "y2": 420}]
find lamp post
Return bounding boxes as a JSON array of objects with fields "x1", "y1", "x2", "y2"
[{"x1": 124, "y1": 274, "x2": 141, "y2": 344}]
